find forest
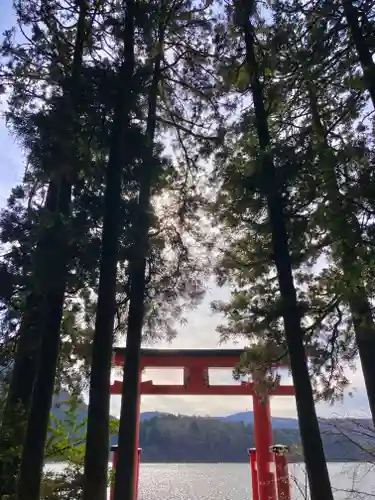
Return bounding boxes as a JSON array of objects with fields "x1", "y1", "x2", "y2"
[
  {"x1": 136, "y1": 414, "x2": 375, "y2": 463},
  {"x1": 0, "y1": 0, "x2": 375, "y2": 499},
  {"x1": 48, "y1": 397, "x2": 375, "y2": 463}
]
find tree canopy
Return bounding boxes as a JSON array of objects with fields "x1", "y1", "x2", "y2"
[{"x1": 1, "y1": 0, "x2": 375, "y2": 499}]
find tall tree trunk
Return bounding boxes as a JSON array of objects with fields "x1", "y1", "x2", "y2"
[
  {"x1": 15, "y1": 181, "x2": 71, "y2": 500},
  {"x1": 309, "y1": 86, "x2": 375, "y2": 429},
  {"x1": 14, "y1": 3, "x2": 88, "y2": 499},
  {"x1": 82, "y1": 2, "x2": 135, "y2": 499},
  {"x1": 0, "y1": 185, "x2": 61, "y2": 496},
  {"x1": 237, "y1": 5, "x2": 334, "y2": 500},
  {"x1": 342, "y1": 0, "x2": 375, "y2": 109},
  {"x1": 0, "y1": 3, "x2": 87, "y2": 496},
  {"x1": 113, "y1": 8, "x2": 165, "y2": 500}
]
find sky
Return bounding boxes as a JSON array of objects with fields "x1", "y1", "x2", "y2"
[
  {"x1": 109, "y1": 287, "x2": 371, "y2": 419},
  {"x1": 0, "y1": 1, "x2": 371, "y2": 422}
]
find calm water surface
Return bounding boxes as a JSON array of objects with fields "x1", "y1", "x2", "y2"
[
  {"x1": 48, "y1": 462, "x2": 375, "y2": 499},
  {"x1": 137, "y1": 463, "x2": 375, "y2": 500}
]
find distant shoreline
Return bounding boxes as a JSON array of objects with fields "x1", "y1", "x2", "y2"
[{"x1": 45, "y1": 458, "x2": 363, "y2": 465}]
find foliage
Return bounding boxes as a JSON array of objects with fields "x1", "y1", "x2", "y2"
[
  {"x1": 41, "y1": 396, "x2": 119, "y2": 500},
  {"x1": 41, "y1": 465, "x2": 84, "y2": 500},
  {"x1": 210, "y1": 0, "x2": 375, "y2": 405},
  {"x1": 1, "y1": 0, "x2": 375, "y2": 496}
]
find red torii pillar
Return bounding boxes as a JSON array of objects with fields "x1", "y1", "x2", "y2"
[
  {"x1": 253, "y1": 394, "x2": 277, "y2": 500},
  {"x1": 111, "y1": 348, "x2": 294, "y2": 500},
  {"x1": 110, "y1": 445, "x2": 142, "y2": 500},
  {"x1": 247, "y1": 448, "x2": 259, "y2": 500},
  {"x1": 270, "y1": 445, "x2": 291, "y2": 500}
]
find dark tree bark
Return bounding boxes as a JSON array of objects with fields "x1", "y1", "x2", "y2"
[
  {"x1": 14, "y1": 3, "x2": 89, "y2": 499},
  {"x1": 113, "y1": 5, "x2": 165, "y2": 499},
  {"x1": 15, "y1": 182, "x2": 72, "y2": 500},
  {"x1": 0, "y1": 184, "x2": 65, "y2": 497},
  {"x1": 342, "y1": 0, "x2": 375, "y2": 109},
  {"x1": 82, "y1": 2, "x2": 136, "y2": 499},
  {"x1": 0, "y1": 2, "x2": 88, "y2": 496},
  {"x1": 236, "y1": 3, "x2": 334, "y2": 499},
  {"x1": 308, "y1": 86, "x2": 375, "y2": 430}
]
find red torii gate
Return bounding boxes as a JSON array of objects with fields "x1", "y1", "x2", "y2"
[{"x1": 110, "y1": 348, "x2": 294, "y2": 500}]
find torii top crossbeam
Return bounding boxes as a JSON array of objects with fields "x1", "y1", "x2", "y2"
[
  {"x1": 111, "y1": 347, "x2": 294, "y2": 396},
  {"x1": 115, "y1": 347, "x2": 249, "y2": 367}
]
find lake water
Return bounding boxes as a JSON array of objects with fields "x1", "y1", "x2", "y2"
[{"x1": 47, "y1": 462, "x2": 375, "y2": 499}]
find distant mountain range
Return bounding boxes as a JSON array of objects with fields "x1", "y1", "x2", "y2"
[
  {"x1": 139, "y1": 411, "x2": 299, "y2": 429},
  {"x1": 51, "y1": 395, "x2": 375, "y2": 463},
  {"x1": 139, "y1": 410, "x2": 374, "y2": 432},
  {"x1": 52, "y1": 394, "x2": 373, "y2": 433}
]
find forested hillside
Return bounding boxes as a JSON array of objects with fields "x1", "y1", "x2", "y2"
[
  {"x1": 2, "y1": 0, "x2": 375, "y2": 498},
  {"x1": 135, "y1": 415, "x2": 375, "y2": 463},
  {"x1": 51, "y1": 396, "x2": 375, "y2": 463}
]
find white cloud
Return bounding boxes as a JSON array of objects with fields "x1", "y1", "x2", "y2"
[
  {"x1": 111, "y1": 283, "x2": 370, "y2": 420},
  {"x1": 0, "y1": 0, "x2": 370, "y2": 422},
  {"x1": 1, "y1": 115, "x2": 369, "y2": 422}
]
